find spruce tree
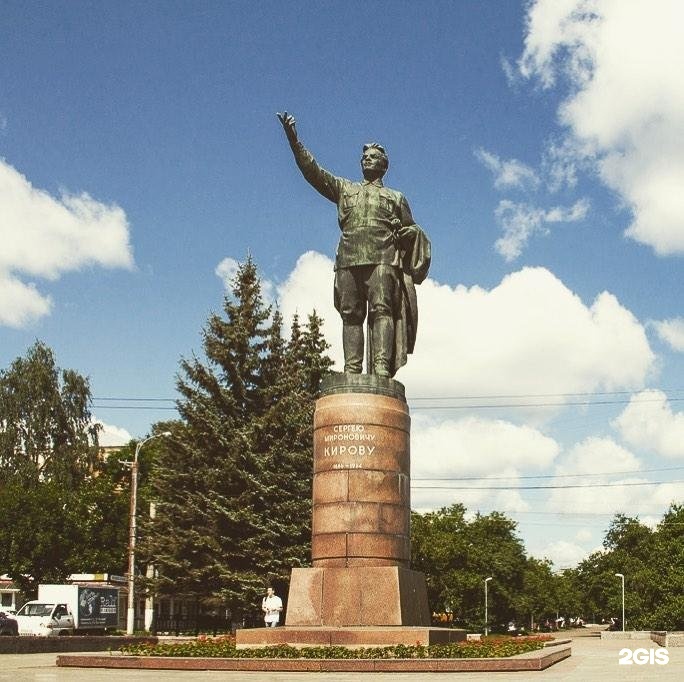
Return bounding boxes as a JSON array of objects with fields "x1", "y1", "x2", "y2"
[
  {"x1": 255, "y1": 312, "x2": 333, "y2": 583},
  {"x1": 142, "y1": 259, "x2": 332, "y2": 620}
]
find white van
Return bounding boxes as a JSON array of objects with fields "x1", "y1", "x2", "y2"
[{"x1": 15, "y1": 583, "x2": 121, "y2": 636}]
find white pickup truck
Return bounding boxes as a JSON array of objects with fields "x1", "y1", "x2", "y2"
[
  {"x1": 15, "y1": 584, "x2": 120, "y2": 636},
  {"x1": 14, "y1": 601, "x2": 75, "y2": 636}
]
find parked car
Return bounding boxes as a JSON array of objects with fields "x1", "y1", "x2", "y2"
[{"x1": 0, "y1": 611, "x2": 18, "y2": 636}]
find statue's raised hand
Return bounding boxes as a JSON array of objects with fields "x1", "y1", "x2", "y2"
[{"x1": 277, "y1": 111, "x2": 298, "y2": 145}]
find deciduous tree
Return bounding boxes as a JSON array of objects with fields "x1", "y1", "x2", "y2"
[{"x1": 0, "y1": 342, "x2": 127, "y2": 595}]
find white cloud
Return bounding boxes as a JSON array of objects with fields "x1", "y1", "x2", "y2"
[
  {"x1": 545, "y1": 200, "x2": 588, "y2": 223},
  {"x1": 555, "y1": 437, "x2": 641, "y2": 477},
  {"x1": 648, "y1": 482, "x2": 684, "y2": 511},
  {"x1": 652, "y1": 318, "x2": 684, "y2": 352},
  {"x1": 544, "y1": 436, "x2": 684, "y2": 522},
  {"x1": 494, "y1": 198, "x2": 589, "y2": 260},
  {"x1": 277, "y1": 250, "x2": 337, "y2": 350},
  {"x1": 640, "y1": 515, "x2": 662, "y2": 530},
  {"x1": 519, "y1": 0, "x2": 684, "y2": 255},
  {"x1": 95, "y1": 419, "x2": 133, "y2": 447},
  {"x1": 277, "y1": 253, "x2": 656, "y2": 403},
  {"x1": 0, "y1": 160, "x2": 133, "y2": 328},
  {"x1": 412, "y1": 414, "x2": 559, "y2": 479},
  {"x1": 546, "y1": 437, "x2": 644, "y2": 516},
  {"x1": 531, "y1": 539, "x2": 590, "y2": 569},
  {"x1": 574, "y1": 528, "x2": 592, "y2": 542},
  {"x1": 613, "y1": 389, "x2": 684, "y2": 459},
  {"x1": 215, "y1": 257, "x2": 240, "y2": 287},
  {"x1": 518, "y1": 0, "x2": 599, "y2": 89},
  {"x1": 475, "y1": 148, "x2": 540, "y2": 191},
  {"x1": 541, "y1": 137, "x2": 587, "y2": 192},
  {"x1": 410, "y1": 413, "x2": 559, "y2": 511},
  {"x1": 0, "y1": 274, "x2": 52, "y2": 327},
  {"x1": 403, "y1": 265, "x2": 653, "y2": 401},
  {"x1": 500, "y1": 55, "x2": 518, "y2": 87}
]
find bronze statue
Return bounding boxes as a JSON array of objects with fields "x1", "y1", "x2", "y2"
[{"x1": 277, "y1": 112, "x2": 430, "y2": 378}]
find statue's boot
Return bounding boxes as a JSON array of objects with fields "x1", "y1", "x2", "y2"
[
  {"x1": 372, "y1": 315, "x2": 394, "y2": 378},
  {"x1": 342, "y1": 323, "x2": 364, "y2": 373}
]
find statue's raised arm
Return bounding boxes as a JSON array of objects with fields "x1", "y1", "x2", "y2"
[
  {"x1": 277, "y1": 112, "x2": 430, "y2": 378},
  {"x1": 276, "y1": 111, "x2": 298, "y2": 146},
  {"x1": 277, "y1": 111, "x2": 343, "y2": 204}
]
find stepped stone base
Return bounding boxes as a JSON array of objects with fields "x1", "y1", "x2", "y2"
[
  {"x1": 235, "y1": 625, "x2": 466, "y2": 649},
  {"x1": 285, "y1": 566, "x2": 430, "y2": 627},
  {"x1": 235, "y1": 376, "x2": 449, "y2": 653}
]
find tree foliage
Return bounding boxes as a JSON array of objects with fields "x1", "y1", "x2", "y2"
[
  {"x1": 412, "y1": 503, "x2": 684, "y2": 632},
  {"x1": 141, "y1": 258, "x2": 332, "y2": 618},
  {"x1": 568, "y1": 506, "x2": 684, "y2": 630},
  {"x1": 411, "y1": 504, "x2": 530, "y2": 629},
  {"x1": 0, "y1": 342, "x2": 128, "y2": 596},
  {"x1": 0, "y1": 341, "x2": 99, "y2": 486}
]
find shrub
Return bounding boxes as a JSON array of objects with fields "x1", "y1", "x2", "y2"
[{"x1": 120, "y1": 635, "x2": 552, "y2": 659}]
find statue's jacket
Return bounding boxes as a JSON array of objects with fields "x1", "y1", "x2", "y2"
[{"x1": 290, "y1": 140, "x2": 431, "y2": 372}]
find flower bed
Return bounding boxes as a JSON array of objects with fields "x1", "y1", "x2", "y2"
[{"x1": 120, "y1": 634, "x2": 553, "y2": 659}]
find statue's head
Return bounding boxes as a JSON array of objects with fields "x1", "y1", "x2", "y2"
[{"x1": 361, "y1": 143, "x2": 388, "y2": 180}]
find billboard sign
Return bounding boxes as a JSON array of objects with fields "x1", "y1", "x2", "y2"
[{"x1": 77, "y1": 587, "x2": 118, "y2": 627}]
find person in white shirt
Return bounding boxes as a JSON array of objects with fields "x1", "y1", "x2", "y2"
[{"x1": 261, "y1": 586, "x2": 283, "y2": 627}]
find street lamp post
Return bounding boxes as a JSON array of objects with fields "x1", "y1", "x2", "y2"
[
  {"x1": 615, "y1": 573, "x2": 625, "y2": 632},
  {"x1": 484, "y1": 577, "x2": 493, "y2": 637},
  {"x1": 125, "y1": 432, "x2": 171, "y2": 635}
]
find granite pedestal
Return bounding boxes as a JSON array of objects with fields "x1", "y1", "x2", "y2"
[{"x1": 236, "y1": 374, "x2": 464, "y2": 648}]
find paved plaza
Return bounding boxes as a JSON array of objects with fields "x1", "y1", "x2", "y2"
[{"x1": 0, "y1": 635, "x2": 681, "y2": 682}]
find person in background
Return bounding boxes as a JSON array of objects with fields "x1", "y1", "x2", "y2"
[{"x1": 261, "y1": 586, "x2": 283, "y2": 628}]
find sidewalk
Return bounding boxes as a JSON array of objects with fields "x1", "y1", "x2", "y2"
[{"x1": 0, "y1": 634, "x2": 681, "y2": 681}]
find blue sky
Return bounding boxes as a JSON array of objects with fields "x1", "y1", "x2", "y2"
[{"x1": 2, "y1": 0, "x2": 684, "y2": 569}]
